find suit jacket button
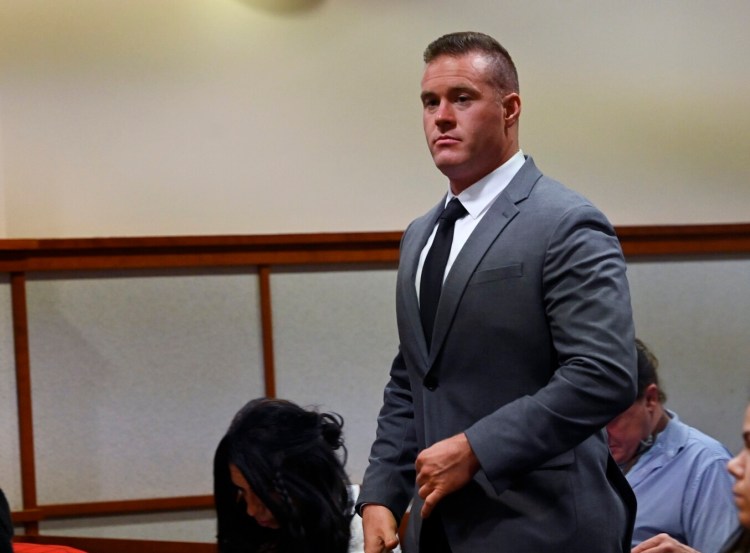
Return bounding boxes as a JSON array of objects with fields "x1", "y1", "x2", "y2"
[{"x1": 423, "y1": 375, "x2": 438, "y2": 390}]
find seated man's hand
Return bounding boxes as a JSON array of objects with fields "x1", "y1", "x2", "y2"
[
  {"x1": 631, "y1": 533, "x2": 701, "y2": 553},
  {"x1": 362, "y1": 504, "x2": 399, "y2": 553}
]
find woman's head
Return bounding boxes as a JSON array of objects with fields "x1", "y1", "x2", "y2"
[
  {"x1": 214, "y1": 397, "x2": 352, "y2": 553},
  {"x1": 728, "y1": 403, "x2": 750, "y2": 530}
]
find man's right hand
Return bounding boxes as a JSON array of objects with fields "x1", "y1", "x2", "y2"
[{"x1": 362, "y1": 504, "x2": 400, "y2": 553}]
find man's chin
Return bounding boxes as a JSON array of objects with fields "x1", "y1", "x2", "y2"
[
  {"x1": 431, "y1": 147, "x2": 465, "y2": 165},
  {"x1": 432, "y1": 156, "x2": 468, "y2": 179}
]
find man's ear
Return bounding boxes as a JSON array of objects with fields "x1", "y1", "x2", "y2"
[
  {"x1": 503, "y1": 93, "x2": 521, "y2": 127},
  {"x1": 643, "y1": 383, "x2": 661, "y2": 408}
]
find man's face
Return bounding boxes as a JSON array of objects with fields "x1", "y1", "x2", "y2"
[
  {"x1": 420, "y1": 52, "x2": 519, "y2": 194},
  {"x1": 606, "y1": 396, "x2": 654, "y2": 465},
  {"x1": 728, "y1": 405, "x2": 750, "y2": 529}
]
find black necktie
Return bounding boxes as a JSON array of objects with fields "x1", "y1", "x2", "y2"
[{"x1": 419, "y1": 198, "x2": 468, "y2": 349}]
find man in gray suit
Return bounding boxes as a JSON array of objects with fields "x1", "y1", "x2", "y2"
[{"x1": 357, "y1": 31, "x2": 637, "y2": 553}]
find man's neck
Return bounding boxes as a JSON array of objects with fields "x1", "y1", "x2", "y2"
[{"x1": 449, "y1": 149, "x2": 524, "y2": 196}]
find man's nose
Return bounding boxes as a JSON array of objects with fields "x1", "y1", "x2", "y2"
[{"x1": 435, "y1": 100, "x2": 454, "y2": 124}]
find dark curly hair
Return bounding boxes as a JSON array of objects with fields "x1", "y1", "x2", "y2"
[{"x1": 214, "y1": 398, "x2": 352, "y2": 553}]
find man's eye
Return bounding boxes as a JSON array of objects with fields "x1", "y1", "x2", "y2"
[{"x1": 457, "y1": 95, "x2": 470, "y2": 103}]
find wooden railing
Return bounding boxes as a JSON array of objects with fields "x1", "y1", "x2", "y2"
[{"x1": 4, "y1": 224, "x2": 750, "y2": 552}]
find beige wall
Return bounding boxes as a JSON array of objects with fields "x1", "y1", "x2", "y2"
[
  {"x1": 1, "y1": 0, "x2": 749, "y2": 238},
  {"x1": 1, "y1": 0, "x2": 749, "y2": 543}
]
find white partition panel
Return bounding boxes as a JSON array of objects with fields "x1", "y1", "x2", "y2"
[
  {"x1": 271, "y1": 267, "x2": 399, "y2": 484},
  {"x1": 627, "y1": 257, "x2": 750, "y2": 454},
  {"x1": 25, "y1": 270, "x2": 264, "y2": 512}
]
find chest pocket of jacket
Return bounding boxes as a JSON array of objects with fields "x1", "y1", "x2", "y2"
[{"x1": 470, "y1": 263, "x2": 523, "y2": 285}]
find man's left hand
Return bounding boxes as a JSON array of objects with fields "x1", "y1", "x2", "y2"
[{"x1": 415, "y1": 433, "x2": 480, "y2": 519}]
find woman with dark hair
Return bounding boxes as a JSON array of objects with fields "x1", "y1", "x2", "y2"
[
  {"x1": 720, "y1": 401, "x2": 750, "y2": 553},
  {"x1": 214, "y1": 398, "x2": 352, "y2": 553}
]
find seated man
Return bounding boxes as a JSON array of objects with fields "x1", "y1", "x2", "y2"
[{"x1": 607, "y1": 339, "x2": 736, "y2": 553}]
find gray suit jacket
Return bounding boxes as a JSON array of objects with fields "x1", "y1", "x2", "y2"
[{"x1": 358, "y1": 157, "x2": 637, "y2": 553}]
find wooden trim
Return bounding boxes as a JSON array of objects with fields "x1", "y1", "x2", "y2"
[
  {"x1": 1, "y1": 225, "x2": 749, "y2": 272},
  {"x1": 617, "y1": 223, "x2": 750, "y2": 257},
  {"x1": 258, "y1": 266, "x2": 276, "y2": 398},
  {"x1": 11, "y1": 497, "x2": 213, "y2": 524},
  {"x1": 37, "y1": 495, "x2": 214, "y2": 519},
  {"x1": 10, "y1": 272, "x2": 38, "y2": 536},
  {"x1": 0, "y1": 233, "x2": 404, "y2": 272},
  {"x1": 14, "y1": 534, "x2": 217, "y2": 553},
  {"x1": 10, "y1": 508, "x2": 42, "y2": 524}
]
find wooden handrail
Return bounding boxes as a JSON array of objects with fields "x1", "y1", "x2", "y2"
[
  {"x1": 11, "y1": 495, "x2": 213, "y2": 525},
  {"x1": 1, "y1": 224, "x2": 750, "y2": 272},
  {"x1": 0, "y1": 232, "x2": 404, "y2": 272},
  {"x1": 36, "y1": 495, "x2": 214, "y2": 520},
  {"x1": 617, "y1": 223, "x2": 750, "y2": 257}
]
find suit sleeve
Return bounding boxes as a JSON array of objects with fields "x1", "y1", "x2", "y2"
[
  {"x1": 464, "y1": 203, "x2": 637, "y2": 493},
  {"x1": 356, "y1": 348, "x2": 419, "y2": 520}
]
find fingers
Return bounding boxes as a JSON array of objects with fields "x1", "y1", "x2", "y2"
[
  {"x1": 364, "y1": 536, "x2": 398, "y2": 553},
  {"x1": 362, "y1": 504, "x2": 400, "y2": 553},
  {"x1": 420, "y1": 489, "x2": 443, "y2": 519},
  {"x1": 418, "y1": 474, "x2": 443, "y2": 518},
  {"x1": 363, "y1": 538, "x2": 387, "y2": 553},
  {"x1": 382, "y1": 532, "x2": 400, "y2": 550},
  {"x1": 416, "y1": 456, "x2": 440, "y2": 518},
  {"x1": 415, "y1": 433, "x2": 480, "y2": 519},
  {"x1": 630, "y1": 533, "x2": 698, "y2": 553},
  {"x1": 631, "y1": 533, "x2": 666, "y2": 553}
]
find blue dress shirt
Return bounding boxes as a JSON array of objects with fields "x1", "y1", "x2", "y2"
[{"x1": 627, "y1": 410, "x2": 737, "y2": 553}]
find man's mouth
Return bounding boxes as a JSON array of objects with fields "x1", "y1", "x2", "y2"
[{"x1": 434, "y1": 135, "x2": 459, "y2": 146}]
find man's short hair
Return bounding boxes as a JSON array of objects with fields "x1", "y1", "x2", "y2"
[
  {"x1": 635, "y1": 338, "x2": 667, "y2": 403},
  {"x1": 423, "y1": 31, "x2": 519, "y2": 95}
]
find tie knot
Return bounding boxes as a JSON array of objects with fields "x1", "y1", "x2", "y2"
[{"x1": 440, "y1": 198, "x2": 468, "y2": 225}]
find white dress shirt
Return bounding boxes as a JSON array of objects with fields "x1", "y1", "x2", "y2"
[{"x1": 416, "y1": 150, "x2": 526, "y2": 298}]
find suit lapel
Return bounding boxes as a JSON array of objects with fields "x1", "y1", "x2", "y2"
[
  {"x1": 397, "y1": 198, "x2": 446, "y2": 371},
  {"x1": 427, "y1": 157, "x2": 542, "y2": 366}
]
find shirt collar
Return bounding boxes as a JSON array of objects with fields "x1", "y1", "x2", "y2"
[
  {"x1": 635, "y1": 409, "x2": 689, "y2": 470},
  {"x1": 446, "y1": 150, "x2": 525, "y2": 219}
]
